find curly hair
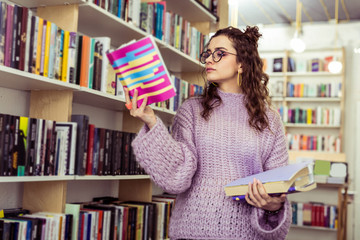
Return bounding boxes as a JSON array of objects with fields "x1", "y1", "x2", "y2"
[{"x1": 200, "y1": 26, "x2": 271, "y2": 132}]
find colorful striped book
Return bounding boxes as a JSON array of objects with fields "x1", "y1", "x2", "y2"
[{"x1": 106, "y1": 35, "x2": 175, "y2": 107}]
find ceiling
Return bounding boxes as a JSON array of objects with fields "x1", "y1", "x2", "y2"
[{"x1": 230, "y1": 0, "x2": 360, "y2": 27}]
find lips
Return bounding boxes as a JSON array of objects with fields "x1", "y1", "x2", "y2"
[{"x1": 206, "y1": 68, "x2": 215, "y2": 72}]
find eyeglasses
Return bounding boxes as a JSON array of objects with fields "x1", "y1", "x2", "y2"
[{"x1": 200, "y1": 49, "x2": 237, "y2": 64}]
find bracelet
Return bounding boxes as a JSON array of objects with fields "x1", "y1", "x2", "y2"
[{"x1": 264, "y1": 204, "x2": 284, "y2": 216}]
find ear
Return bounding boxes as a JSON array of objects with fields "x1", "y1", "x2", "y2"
[{"x1": 237, "y1": 63, "x2": 243, "y2": 74}]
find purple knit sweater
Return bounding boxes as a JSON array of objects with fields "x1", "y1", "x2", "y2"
[{"x1": 132, "y1": 89, "x2": 292, "y2": 239}]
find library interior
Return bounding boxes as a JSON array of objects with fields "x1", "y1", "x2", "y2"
[{"x1": 0, "y1": 0, "x2": 359, "y2": 239}]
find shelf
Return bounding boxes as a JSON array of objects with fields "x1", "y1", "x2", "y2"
[
  {"x1": 0, "y1": 65, "x2": 176, "y2": 119},
  {"x1": 0, "y1": 176, "x2": 75, "y2": 182},
  {"x1": 0, "y1": 65, "x2": 79, "y2": 91},
  {"x1": 74, "y1": 175, "x2": 150, "y2": 180},
  {"x1": 284, "y1": 123, "x2": 341, "y2": 128},
  {"x1": 74, "y1": 87, "x2": 126, "y2": 111},
  {"x1": 289, "y1": 151, "x2": 346, "y2": 162},
  {"x1": 285, "y1": 97, "x2": 341, "y2": 102},
  {"x1": 165, "y1": 0, "x2": 218, "y2": 23},
  {"x1": 291, "y1": 225, "x2": 337, "y2": 232},
  {"x1": 0, "y1": 175, "x2": 151, "y2": 182},
  {"x1": 78, "y1": 2, "x2": 203, "y2": 73},
  {"x1": 271, "y1": 97, "x2": 341, "y2": 102},
  {"x1": 9, "y1": 0, "x2": 85, "y2": 8},
  {"x1": 286, "y1": 72, "x2": 341, "y2": 77},
  {"x1": 268, "y1": 72, "x2": 341, "y2": 77}
]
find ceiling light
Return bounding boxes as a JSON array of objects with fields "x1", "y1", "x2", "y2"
[
  {"x1": 328, "y1": 0, "x2": 342, "y2": 74},
  {"x1": 291, "y1": 0, "x2": 306, "y2": 53},
  {"x1": 290, "y1": 32, "x2": 306, "y2": 53},
  {"x1": 328, "y1": 58, "x2": 342, "y2": 74}
]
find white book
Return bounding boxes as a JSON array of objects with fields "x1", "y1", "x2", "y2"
[
  {"x1": 48, "y1": 22, "x2": 57, "y2": 79},
  {"x1": 55, "y1": 122, "x2": 77, "y2": 175},
  {"x1": 296, "y1": 202, "x2": 303, "y2": 226}
]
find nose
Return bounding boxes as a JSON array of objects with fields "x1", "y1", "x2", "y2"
[{"x1": 205, "y1": 54, "x2": 213, "y2": 64}]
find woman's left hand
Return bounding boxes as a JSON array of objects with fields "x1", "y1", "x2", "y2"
[{"x1": 245, "y1": 178, "x2": 286, "y2": 211}]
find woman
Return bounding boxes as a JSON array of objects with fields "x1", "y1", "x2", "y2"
[{"x1": 125, "y1": 26, "x2": 291, "y2": 239}]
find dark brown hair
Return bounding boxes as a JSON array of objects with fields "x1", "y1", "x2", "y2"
[{"x1": 200, "y1": 26, "x2": 271, "y2": 132}]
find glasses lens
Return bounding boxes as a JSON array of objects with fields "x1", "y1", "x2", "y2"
[
  {"x1": 200, "y1": 52, "x2": 210, "y2": 64},
  {"x1": 214, "y1": 50, "x2": 223, "y2": 62}
]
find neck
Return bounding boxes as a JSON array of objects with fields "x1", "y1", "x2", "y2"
[{"x1": 218, "y1": 80, "x2": 242, "y2": 94}]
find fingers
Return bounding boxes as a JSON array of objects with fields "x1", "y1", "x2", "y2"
[
  {"x1": 124, "y1": 87, "x2": 131, "y2": 104},
  {"x1": 139, "y1": 95, "x2": 148, "y2": 112},
  {"x1": 246, "y1": 178, "x2": 270, "y2": 208},
  {"x1": 131, "y1": 89, "x2": 138, "y2": 110}
]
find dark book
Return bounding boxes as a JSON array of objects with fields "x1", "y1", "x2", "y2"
[
  {"x1": 0, "y1": 2, "x2": 7, "y2": 65},
  {"x1": 121, "y1": 132, "x2": 131, "y2": 175},
  {"x1": 8, "y1": 115, "x2": 20, "y2": 176},
  {"x1": 75, "y1": 34, "x2": 83, "y2": 85},
  {"x1": 1, "y1": 114, "x2": 11, "y2": 176},
  {"x1": 7, "y1": 216, "x2": 36, "y2": 240},
  {"x1": 4, "y1": 4, "x2": 13, "y2": 67},
  {"x1": 92, "y1": 127, "x2": 99, "y2": 175},
  {"x1": 18, "y1": 6, "x2": 28, "y2": 71},
  {"x1": 0, "y1": 114, "x2": 5, "y2": 176},
  {"x1": 97, "y1": 128, "x2": 105, "y2": 175},
  {"x1": 28, "y1": 15, "x2": 37, "y2": 73},
  {"x1": 113, "y1": 131, "x2": 122, "y2": 175},
  {"x1": 92, "y1": 40, "x2": 102, "y2": 91},
  {"x1": 25, "y1": 118, "x2": 36, "y2": 176},
  {"x1": 86, "y1": 124, "x2": 95, "y2": 175},
  {"x1": 71, "y1": 114, "x2": 89, "y2": 176},
  {"x1": 10, "y1": 5, "x2": 19, "y2": 69},
  {"x1": 43, "y1": 120, "x2": 56, "y2": 175},
  {"x1": 273, "y1": 57, "x2": 283, "y2": 72},
  {"x1": 103, "y1": 129, "x2": 112, "y2": 175}
]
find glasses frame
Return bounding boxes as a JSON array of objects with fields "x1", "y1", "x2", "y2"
[{"x1": 200, "y1": 49, "x2": 237, "y2": 64}]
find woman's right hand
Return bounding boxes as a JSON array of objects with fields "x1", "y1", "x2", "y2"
[{"x1": 124, "y1": 87, "x2": 157, "y2": 129}]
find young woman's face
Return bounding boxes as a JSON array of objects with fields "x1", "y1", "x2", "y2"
[{"x1": 204, "y1": 35, "x2": 242, "y2": 84}]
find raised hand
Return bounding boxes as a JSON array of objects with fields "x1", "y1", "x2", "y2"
[{"x1": 124, "y1": 87, "x2": 157, "y2": 129}]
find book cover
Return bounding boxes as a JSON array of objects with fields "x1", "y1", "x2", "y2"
[
  {"x1": 106, "y1": 35, "x2": 175, "y2": 107},
  {"x1": 71, "y1": 114, "x2": 89, "y2": 176},
  {"x1": 224, "y1": 162, "x2": 315, "y2": 197},
  {"x1": 0, "y1": 2, "x2": 6, "y2": 65}
]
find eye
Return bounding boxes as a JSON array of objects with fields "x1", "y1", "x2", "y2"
[{"x1": 215, "y1": 50, "x2": 224, "y2": 58}]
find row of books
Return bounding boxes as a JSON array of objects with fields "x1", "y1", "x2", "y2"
[
  {"x1": 71, "y1": 114, "x2": 145, "y2": 176},
  {"x1": 269, "y1": 81, "x2": 342, "y2": 98},
  {"x1": 0, "y1": 209, "x2": 73, "y2": 240},
  {"x1": 291, "y1": 202, "x2": 337, "y2": 229},
  {"x1": 0, "y1": 113, "x2": 144, "y2": 177},
  {"x1": 91, "y1": 0, "x2": 209, "y2": 60},
  {"x1": 313, "y1": 160, "x2": 347, "y2": 184},
  {"x1": 0, "y1": 194, "x2": 176, "y2": 240},
  {"x1": 278, "y1": 106, "x2": 341, "y2": 126},
  {"x1": 154, "y1": 75, "x2": 204, "y2": 112},
  {"x1": 286, "y1": 133, "x2": 341, "y2": 153},
  {"x1": 0, "y1": 1, "x2": 114, "y2": 93},
  {"x1": 263, "y1": 56, "x2": 339, "y2": 73},
  {"x1": 287, "y1": 82, "x2": 342, "y2": 98}
]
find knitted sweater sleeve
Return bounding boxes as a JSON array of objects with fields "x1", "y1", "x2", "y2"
[
  {"x1": 250, "y1": 110, "x2": 292, "y2": 240},
  {"x1": 131, "y1": 100, "x2": 198, "y2": 194}
]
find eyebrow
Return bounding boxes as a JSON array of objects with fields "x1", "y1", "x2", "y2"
[{"x1": 207, "y1": 47, "x2": 228, "y2": 51}]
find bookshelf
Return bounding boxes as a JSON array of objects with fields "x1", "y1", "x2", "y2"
[
  {"x1": 261, "y1": 48, "x2": 347, "y2": 240},
  {"x1": 0, "y1": 0, "x2": 225, "y2": 236}
]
